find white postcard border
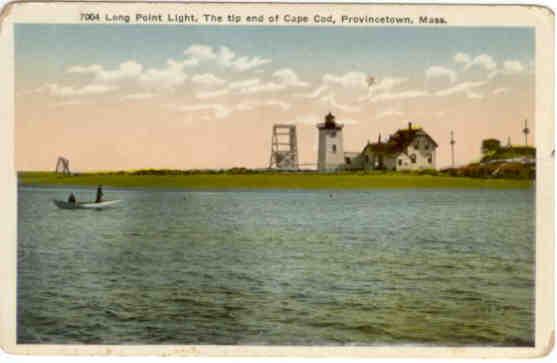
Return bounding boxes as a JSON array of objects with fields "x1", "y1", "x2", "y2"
[{"x1": 0, "y1": 1, "x2": 553, "y2": 358}]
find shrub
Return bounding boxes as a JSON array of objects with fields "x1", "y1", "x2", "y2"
[
  {"x1": 481, "y1": 138, "x2": 502, "y2": 154},
  {"x1": 417, "y1": 168, "x2": 439, "y2": 176}
]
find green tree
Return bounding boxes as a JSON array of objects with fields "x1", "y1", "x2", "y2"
[{"x1": 481, "y1": 138, "x2": 501, "y2": 154}]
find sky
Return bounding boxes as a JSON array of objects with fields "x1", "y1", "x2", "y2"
[{"x1": 15, "y1": 24, "x2": 535, "y2": 171}]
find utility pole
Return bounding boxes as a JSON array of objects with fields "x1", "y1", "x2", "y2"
[
  {"x1": 522, "y1": 119, "x2": 530, "y2": 146},
  {"x1": 450, "y1": 131, "x2": 456, "y2": 168}
]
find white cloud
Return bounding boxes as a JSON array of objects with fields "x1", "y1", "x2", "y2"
[
  {"x1": 358, "y1": 77, "x2": 408, "y2": 102},
  {"x1": 425, "y1": 66, "x2": 457, "y2": 83},
  {"x1": 227, "y1": 54, "x2": 271, "y2": 72},
  {"x1": 228, "y1": 78, "x2": 261, "y2": 90},
  {"x1": 66, "y1": 64, "x2": 103, "y2": 74},
  {"x1": 183, "y1": 44, "x2": 217, "y2": 64},
  {"x1": 435, "y1": 81, "x2": 487, "y2": 97},
  {"x1": 503, "y1": 60, "x2": 525, "y2": 73},
  {"x1": 183, "y1": 44, "x2": 271, "y2": 72},
  {"x1": 372, "y1": 77, "x2": 408, "y2": 92},
  {"x1": 376, "y1": 109, "x2": 404, "y2": 119},
  {"x1": 167, "y1": 97, "x2": 290, "y2": 120},
  {"x1": 191, "y1": 73, "x2": 227, "y2": 87},
  {"x1": 466, "y1": 91, "x2": 484, "y2": 99},
  {"x1": 44, "y1": 44, "x2": 273, "y2": 100},
  {"x1": 168, "y1": 103, "x2": 232, "y2": 119},
  {"x1": 340, "y1": 118, "x2": 359, "y2": 125},
  {"x1": 138, "y1": 59, "x2": 188, "y2": 88},
  {"x1": 238, "y1": 82, "x2": 284, "y2": 94},
  {"x1": 265, "y1": 99, "x2": 291, "y2": 111},
  {"x1": 454, "y1": 52, "x2": 497, "y2": 72},
  {"x1": 434, "y1": 111, "x2": 446, "y2": 117},
  {"x1": 465, "y1": 54, "x2": 497, "y2": 71},
  {"x1": 215, "y1": 46, "x2": 236, "y2": 68},
  {"x1": 296, "y1": 85, "x2": 329, "y2": 99},
  {"x1": 370, "y1": 89, "x2": 429, "y2": 102},
  {"x1": 453, "y1": 52, "x2": 471, "y2": 64},
  {"x1": 492, "y1": 87, "x2": 510, "y2": 95},
  {"x1": 470, "y1": 54, "x2": 497, "y2": 71},
  {"x1": 323, "y1": 72, "x2": 368, "y2": 89},
  {"x1": 195, "y1": 88, "x2": 230, "y2": 99},
  {"x1": 51, "y1": 99, "x2": 87, "y2": 107},
  {"x1": 236, "y1": 101, "x2": 258, "y2": 111},
  {"x1": 231, "y1": 69, "x2": 308, "y2": 95},
  {"x1": 52, "y1": 44, "x2": 273, "y2": 99},
  {"x1": 68, "y1": 61, "x2": 144, "y2": 83},
  {"x1": 320, "y1": 93, "x2": 360, "y2": 113},
  {"x1": 64, "y1": 58, "x2": 188, "y2": 93},
  {"x1": 488, "y1": 60, "x2": 526, "y2": 79},
  {"x1": 121, "y1": 92, "x2": 155, "y2": 101},
  {"x1": 44, "y1": 83, "x2": 117, "y2": 97},
  {"x1": 272, "y1": 68, "x2": 309, "y2": 87}
]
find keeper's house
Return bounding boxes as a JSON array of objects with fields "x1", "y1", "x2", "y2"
[{"x1": 344, "y1": 122, "x2": 438, "y2": 171}]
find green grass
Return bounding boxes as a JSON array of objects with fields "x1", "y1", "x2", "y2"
[{"x1": 18, "y1": 171, "x2": 533, "y2": 189}]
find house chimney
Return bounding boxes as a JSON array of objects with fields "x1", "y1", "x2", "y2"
[{"x1": 408, "y1": 122, "x2": 412, "y2": 130}]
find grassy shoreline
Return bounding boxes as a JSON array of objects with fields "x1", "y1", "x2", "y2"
[{"x1": 18, "y1": 171, "x2": 533, "y2": 190}]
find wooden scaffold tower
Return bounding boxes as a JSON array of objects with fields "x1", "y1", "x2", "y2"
[
  {"x1": 55, "y1": 156, "x2": 71, "y2": 175},
  {"x1": 268, "y1": 124, "x2": 299, "y2": 170}
]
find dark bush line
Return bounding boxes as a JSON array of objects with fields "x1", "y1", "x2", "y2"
[
  {"x1": 20, "y1": 164, "x2": 534, "y2": 180},
  {"x1": 441, "y1": 162, "x2": 535, "y2": 180},
  {"x1": 98, "y1": 168, "x2": 305, "y2": 176},
  {"x1": 481, "y1": 146, "x2": 535, "y2": 163}
]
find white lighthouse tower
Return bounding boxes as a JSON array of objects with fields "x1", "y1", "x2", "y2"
[{"x1": 317, "y1": 112, "x2": 344, "y2": 171}]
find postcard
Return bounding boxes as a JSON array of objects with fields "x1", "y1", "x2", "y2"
[{"x1": 0, "y1": 0, "x2": 554, "y2": 358}]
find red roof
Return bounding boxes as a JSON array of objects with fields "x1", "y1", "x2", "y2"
[{"x1": 364, "y1": 125, "x2": 437, "y2": 155}]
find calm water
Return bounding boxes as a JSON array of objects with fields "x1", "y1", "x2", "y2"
[{"x1": 17, "y1": 186, "x2": 535, "y2": 345}]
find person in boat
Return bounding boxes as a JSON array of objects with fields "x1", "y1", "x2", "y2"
[
  {"x1": 68, "y1": 192, "x2": 77, "y2": 204},
  {"x1": 95, "y1": 185, "x2": 104, "y2": 203}
]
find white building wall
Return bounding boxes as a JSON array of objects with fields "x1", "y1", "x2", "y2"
[
  {"x1": 397, "y1": 135, "x2": 437, "y2": 171},
  {"x1": 318, "y1": 128, "x2": 344, "y2": 171},
  {"x1": 396, "y1": 153, "x2": 411, "y2": 170}
]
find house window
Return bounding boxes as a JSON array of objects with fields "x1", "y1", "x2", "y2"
[
  {"x1": 345, "y1": 157, "x2": 351, "y2": 164},
  {"x1": 410, "y1": 154, "x2": 417, "y2": 163},
  {"x1": 398, "y1": 159, "x2": 402, "y2": 166},
  {"x1": 425, "y1": 144, "x2": 429, "y2": 150},
  {"x1": 330, "y1": 131, "x2": 336, "y2": 138},
  {"x1": 427, "y1": 154, "x2": 432, "y2": 164},
  {"x1": 332, "y1": 144, "x2": 337, "y2": 153}
]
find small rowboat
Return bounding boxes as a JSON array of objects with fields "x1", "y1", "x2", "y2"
[{"x1": 53, "y1": 199, "x2": 122, "y2": 210}]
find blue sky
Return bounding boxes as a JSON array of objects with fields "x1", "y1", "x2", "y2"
[
  {"x1": 15, "y1": 24, "x2": 535, "y2": 170},
  {"x1": 16, "y1": 24, "x2": 534, "y2": 84}
]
